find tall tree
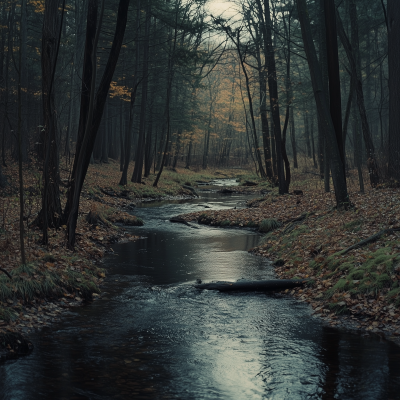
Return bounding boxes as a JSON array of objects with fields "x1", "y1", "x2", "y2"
[
  {"x1": 387, "y1": 0, "x2": 400, "y2": 182},
  {"x1": 296, "y1": 0, "x2": 349, "y2": 206},
  {"x1": 120, "y1": 0, "x2": 141, "y2": 186},
  {"x1": 324, "y1": 0, "x2": 344, "y2": 168},
  {"x1": 318, "y1": 0, "x2": 330, "y2": 192},
  {"x1": 64, "y1": 0, "x2": 130, "y2": 248},
  {"x1": 335, "y1": 3, "x2": 380, "y2": 186},
  {"x1": 220, "y1": 24, "x2": 267, "y2": 178},
  {"x1": 132, "y1": 2, "x2": 151, "y2": 183},
  {"x1": 264, "y1": 0, "x2": 287, "y2": 193},
  {"x1": 38, "y1": 0, "x2": 65, "y2": 244}
]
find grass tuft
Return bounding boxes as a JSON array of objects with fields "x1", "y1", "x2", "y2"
[{"x1": 259, "y1": 218, "x2": 281, "y2": 233}]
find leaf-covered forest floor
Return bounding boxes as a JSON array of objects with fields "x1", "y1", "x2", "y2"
[
  {"x1": 0, "y1": 157, "x2": 253, "y2": 359},
  {"x1": 179, "y1": 169, "x2": 400, "y2": 344}
]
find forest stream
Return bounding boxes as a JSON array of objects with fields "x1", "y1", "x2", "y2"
[{"x1": 1, "y1": 180, "x2": 400, "y2": 399}]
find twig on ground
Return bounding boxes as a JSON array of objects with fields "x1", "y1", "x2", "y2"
[
  {"x1": 0, "y1": 267, "x2": 12, "y2": 279},
  {"x1": 341, "y1": 227, "x2": 400, "y2": 255}
]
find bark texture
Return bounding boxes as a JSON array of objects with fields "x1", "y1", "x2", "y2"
[
  {"x1": 297, "y1": 0, "x2": 349, "y2": 206},
  {"x1": 388, "y1": 0, "x2": 400, "y2": 182}
]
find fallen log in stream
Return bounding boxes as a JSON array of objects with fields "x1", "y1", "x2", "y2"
[{"x1": 195, "y1": 279, "x2": 308, "y2": 292}]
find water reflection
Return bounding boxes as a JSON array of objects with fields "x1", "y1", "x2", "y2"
[{"x1": 1, "y1": 193, "x2": 400, "y2": 399}]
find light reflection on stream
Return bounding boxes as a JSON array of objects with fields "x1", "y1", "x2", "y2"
[{"x1": 1, "y1": 182, "x2": 400, "y2": 399}]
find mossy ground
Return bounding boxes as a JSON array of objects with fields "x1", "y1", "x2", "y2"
[{"x1": 180, "y1": 168, "x2": 400, "y2": 337}]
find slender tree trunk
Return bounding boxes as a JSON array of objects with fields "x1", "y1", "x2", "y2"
[
  {"x1": 131, "y1": 3, "x2": 150, "y2": 183},
  {"x1": 20, "y1": 0, "x2": 28, "y2": 162},
  {"x1": 282, "y1": 103, "x2": 291, "y2": 188},
  {"x1": 270, "y1": 113, "x2": 277, "y2": 176},
  {"x1": 172, "y1": 128, "x2": 182, "y2": 169},
  {"x1": 144, "y1": 107, "x2": 153, "y2": 177},
  {"x1": 203, "y1": 82, "x2": 213, "y2": 169},
  {"x1": 297, "y1": 0, "x2": 349, "y2": 206},
  {"x1": 311, "y1": 117, "x2": 317, "y2": 168},
  {"x1": 234, "y1": 35, "x2": 266, "y2": 178},
  {"x1": 388, "y1": 0, "x2": 400, "y2": 182},
  {"x1": 304, "y1": 113, "x2": 311, "y2": 157},
  {"x1": 153, "y1": 13, "x2": 178, "y2": 187},
  {"x1": 101, "y1": 99, "x2": 109, "y2": 163},
  {"x1": 186, "y1": 132, "x2": 193, "y2": 169},
  {"x1": 265, "y1": 0, "x2": 286, "y2": 193},
  {"x1": 119, "y1": 3, "x2": 140, "y2": 184},
  {"x1": 0, "y1": 3, "x2": 8, "y2": 172},
  {"x1": 324, "y1": 0, "x2": 345, "y2": 169},
  {"x1": 64, "y1": 0, "x2": 130, "y2": 248},
  {"x1": 255, "y1": 39, "x2": 273, "y2": 179},
  {"x1": 290, "y1": 108, "x2": 298, "y2": 169},
  {"x1": 336, "y1": 3, "x2": 379, "y2": 186},
  {"x1": 318, "y1": 0, "x2": 329, "y2": 190},
  {"x1": 353, "y1": 95, "x2": 364, "y2": 192},
  {"x1": 17, "y1": 16, "x2": 26, "y2": 264},
  {"x1": 38, "y1": 0, "x2": 65, "y2": 243},
  {"x1": 343, "y1": 75, "x2": 355, "y2": 156}
]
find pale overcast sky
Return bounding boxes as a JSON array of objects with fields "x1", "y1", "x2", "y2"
[{"x1": 207, "y1": 0, "x2": 238, "y2": 19}]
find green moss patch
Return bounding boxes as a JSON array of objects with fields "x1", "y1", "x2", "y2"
[
  {"x1": 323, "y1": 248, "x2": 400, "y2": 300},
  {"x1": 259, "y1": 218, "x2": 281, "y2": 233}
]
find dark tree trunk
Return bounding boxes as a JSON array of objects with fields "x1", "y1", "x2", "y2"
[
  {"x1": 172, "y1": 128, "x2": 182, "y2": 169},
  {"x1": 304, "y1": 113, "x2": 311, "y2": 158},
  {"x1": 64, "y1": 0, "x2": 130, "y2": 248},
  {"x1": 388, "y1": 0, "x2": 400, "y2": 182},
  {"x1": 311, "y1": 117, "x2": 317, "y2": 169},
  {"x1": 353, "y1": 95, "x2": 364, "y2": 192},
  {"x1": 324, "y1": 0, "x2": 345, "y2": 170},
  {"x1": 318, "y1": 0, "x2": 329, "y2": 191},
  {"x1": 290, "y1": 107, "x2": 298, "y2": 169},
  {"x1": 131, "y1": 3, "x2": 150, "y2": 183},
  {"x1": 120, "y1": 1, "x2": 140, "y2": 185},
  {"x1": 265, "y1": 0, "x2": 286, "y2": 193},
  {"x1": 343, "y1": 76, "x2": 355, "y2": 156},
  {"x1": 144, "y1": 109, "x2": 153, "y2": 177},
  {"x1": 185, "y1": 132, "x2": 193, "y2": 169},
  {"x1": 38, "y1": 0, "x2": 65, "y2": 243},
  {"x1": 233, "y1": 33, "x2": 266, "y2": 178},
  {"x1": 260, "y1": 83, "x2": 273, "y2": 179},
  {"x1": 153, "y1": 17, "x2": 178, "y2": 187},
  {"x1": 202, "y1": 83, "x2": 213, "y2": 169},
  {"x1": 195, "y1": 279, "x2": 308, "y2": 292},
  {"x1": 282, "y1": 103, "x2": 291, "y2": 187},
  {"x1": 20, "y1": 0, "x2": 28, "y2": 162},
  {"x1": 119, "y1": 101, "x2": 125, "y2": 171},
  {"x1": 270, "y1": 114, "x2": 278, "y2": 177},
  {"x1": 254, "y1": 36, "x2": 273, "y2": 179},
  {"x1": 297, "y1": 0, "x2": 349, "y2": 206},
  {"x1": 336, "y1": 3, "x2": 379, "y2": 186}
]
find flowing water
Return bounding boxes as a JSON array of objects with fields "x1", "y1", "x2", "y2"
[{"x1": 1, "y1": 181, "x2": 400, "y2": 399}]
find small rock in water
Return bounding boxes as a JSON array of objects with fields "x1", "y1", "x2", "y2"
[{"x1": 196, "y1": 279, "x2": 202, "y2": 284}]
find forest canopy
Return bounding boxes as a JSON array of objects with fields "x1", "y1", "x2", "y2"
[{"x1": 0, "y1": 0, "x2": 398, "y2": 249}]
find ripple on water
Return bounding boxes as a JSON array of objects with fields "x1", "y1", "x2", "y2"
[{"x1": 1, "y1": 193, "x2": 400, "y2": 399}]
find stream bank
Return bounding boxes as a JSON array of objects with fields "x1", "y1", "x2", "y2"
[
  {"x1": 179, "y1": 185, "x2": 400, "y2": 344},
  {"x1": 1, "y1": 189, "x2": 400, "y2": 399},
  {"x1": 0, "y1": 175, "x2": 249, "y2": 360}
]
